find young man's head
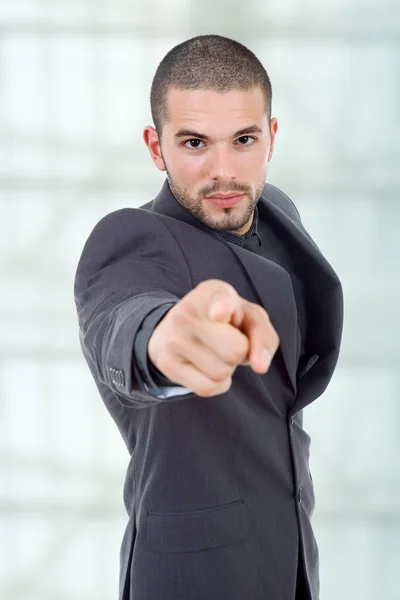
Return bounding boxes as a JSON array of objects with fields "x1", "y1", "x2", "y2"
[{"x1": 143, "y1": 35, "x2": 278, "y2": 235}]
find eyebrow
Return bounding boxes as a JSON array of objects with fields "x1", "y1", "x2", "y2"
[{"x1": 174, "y1": 124, "x2": 263, "y2": 141}]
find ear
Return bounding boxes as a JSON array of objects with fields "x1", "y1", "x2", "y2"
[
  {"x1": 268, "y1": 118, "x2": 278, "y2": 162},
  {"x1": 143, "y1": 126, "x2": 166, "y2": 171}
]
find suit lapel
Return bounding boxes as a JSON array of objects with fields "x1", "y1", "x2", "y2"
[
  {"x1": 220, "y1": 241, "x2": 298, "y2": 393},
  {"x1": 257, "y1": 191, "x2": 343, "y2": 384},
  {"x1": 257, "y1": 191, "x2": 339, "y2": 289}
]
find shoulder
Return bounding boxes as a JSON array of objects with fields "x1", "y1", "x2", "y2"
[
  {"x1": 262, "y1": 183, "x2": 302, "y2": 222},
  {"x1": 79, "y1": 207, "x2": 169, "y2": 254},
  {"x1": 75, "y1": 207, "x2": 174, "y2": 276},
  {"x1": 84, "y1": 206, "x2": 160, "y2": 238}
]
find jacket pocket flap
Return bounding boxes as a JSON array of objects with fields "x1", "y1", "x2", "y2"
[{"x1": 147, "y1": 499, "x2": 248, "y2": 553}]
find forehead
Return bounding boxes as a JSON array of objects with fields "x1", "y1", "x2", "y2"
[{"x1": 165, "y1": 87, "x2": 267, "y2": 131}]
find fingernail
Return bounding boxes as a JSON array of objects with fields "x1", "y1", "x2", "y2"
[{"x1": 261, "y1": 349, "x2": 272, "y2": 371}]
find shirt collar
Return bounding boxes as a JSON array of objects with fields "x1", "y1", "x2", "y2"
[{"x1": 215, "y1": 204, "x2": 261, "y2": 248}]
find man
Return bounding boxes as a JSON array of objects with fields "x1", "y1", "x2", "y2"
[{"x1": 74, "y1": 35, "x2": 343, "y2": 600}]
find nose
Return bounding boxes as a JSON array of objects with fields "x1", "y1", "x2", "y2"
[{"x1": 208, "y1": 144, "x2": 236, "y2": 181}]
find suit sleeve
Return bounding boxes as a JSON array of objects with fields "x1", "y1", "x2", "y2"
[{"x1": 74, "y1": 207, "x2": 196, "y2": 408}]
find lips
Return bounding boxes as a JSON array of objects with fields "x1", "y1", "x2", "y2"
[
  {"x1": 205, "y1": 193, "x2": 245, "y2": 207},
  {"x1": 205, "y1": 193, "x2": 244, "y2": 199}
]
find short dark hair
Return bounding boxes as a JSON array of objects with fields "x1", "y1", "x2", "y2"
[{"x1": 150, "y1": 34, "x2": 272, "y2": 139}]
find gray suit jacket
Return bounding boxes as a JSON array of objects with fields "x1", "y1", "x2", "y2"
[{"x1": 74, "y1": 180, "x2": 343, "y2": 600}]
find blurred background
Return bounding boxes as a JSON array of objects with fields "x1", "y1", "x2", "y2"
[{"x1": 0, "y1": 1, "x2": 399, "y2": 599}]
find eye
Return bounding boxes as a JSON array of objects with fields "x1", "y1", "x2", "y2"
[
  {"x1": 236, "y1": 135, "x2": 256, "y2": 146},
  {"x1": 184, "y1": 139, "x2": 205, "y2": 149}
]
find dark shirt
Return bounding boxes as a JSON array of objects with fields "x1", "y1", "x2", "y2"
[{"x1": 133, "y1": 202, "x2": 306, "y2": 396}]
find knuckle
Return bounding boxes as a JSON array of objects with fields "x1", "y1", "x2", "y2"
[
  {"x1": 222, "y1": 282, "x2": 237, "y2": 295},
  {"x1": 256, "y1": 304, "x2": 268, "y2": 320},
  {"x1": 213, "y1": 364, "x2": 233, "y2": 382},
  {"x1": 270, "y1": 326, "x2": 279, "y2": 346},
  {"x1": 200, "y1": 279, "x2": 237, "y2": 299},
  {"x1": 197, "y1": 279, "x2": 215, "y2": 294},
  {"x1": 221, "y1": 377, "x2": 233, "y2": 392},
  {"x1": 202, "y1": 279, "x2": 234, "y2": 290},
  {"x1": 228, "y1": 338, "x2": 248, "y2": 365},
  {"x1": 266, "y1": 330, "x2": 279, "y2": 356},
  {"x1": 198, "y1": 382, "x2": 215, "y2": 397},
  {"x1": 197, "y1": 375, "x2": 232, "y2": 397},
  {"x1": 228, "y1": 349, "x2": 244, "y2": 365},
  {"x1": 164, "y1": 337, "x2": 180, "y2": 355},
  {"x1": 251, "y1": 302, "x2": 269, "y2": 322},
  {"x1": 198, "y1": 278, "x2": 217, "y2": 288},
  {"x1": 172, "y1": 304, "x2": 192, "y2": 324}
]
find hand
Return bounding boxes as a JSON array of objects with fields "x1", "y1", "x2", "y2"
[{"x1": 147, "y1": 279, "x2": 280, "y2": 397}]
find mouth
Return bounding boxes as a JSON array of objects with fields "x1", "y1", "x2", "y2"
[{"x1": 204, "y1": 193, "x2": 246, "y2": 207}]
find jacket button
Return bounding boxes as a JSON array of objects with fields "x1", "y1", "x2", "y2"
[{"x1": 290, "y1": 418, "x2": 295, "y2": 426}]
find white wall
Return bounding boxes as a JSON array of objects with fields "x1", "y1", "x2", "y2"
[{"x1": 1, "y1": 1, "x2": 399, "y2": 598}]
